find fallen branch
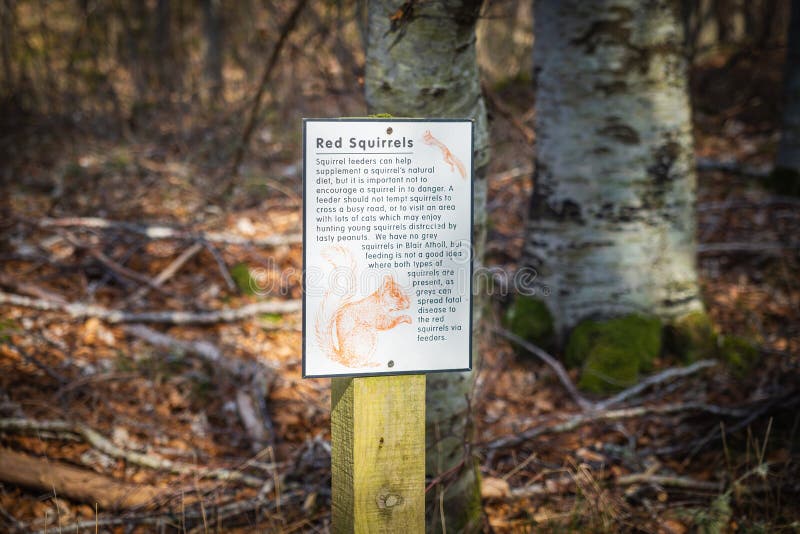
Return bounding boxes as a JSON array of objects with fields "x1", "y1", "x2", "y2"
[
  {"x1": 0, "y1": 418, "x2": 264, "y2": 487},
  {"x1": 484, "y1": 401, "x2": 748, "y2": 451},
  {"x1": 0, "y1": 447, "x2": 162, "y2": 509},
  {"x1": 595, "y1": 359, "x2": 717, "y2": 410},
  {"x1": 127, "y1": 241, "x2": 204, "y2": 302},
  {"x1": 616, "y1": 472, "x2": 722, "y2": 492},
  {"x1": 0, "y1": 291, "x2": 300, "y2": 324},
  {"x1": 113, "y1": 324, "x2": 276, "y2": 451},
  {"x1": 37, "y1": 217, "x2": 302, "y2": 247},
  {"x1": 495, "y1": 328, "x2": 595, "y2": 411}
]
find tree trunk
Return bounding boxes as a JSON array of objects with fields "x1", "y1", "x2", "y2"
[
  {"x1": 153, "y1": 0, "x2": 172, "y2": 91},
  {"x1": 0, "y1": 0, "x2": 14, "y2": 92},
  {"x1": 203, "y1": 0, "x2": 224, "y2": 105},
  {"x1": 365, "y1": 1, "x2": 488, "y2": 531},
  {"x1": 776, "y1": 0, "x2": 800, "y2": 173},
  {"x1": 522, "y1": 0, "x2": 703, "y2": 339}
]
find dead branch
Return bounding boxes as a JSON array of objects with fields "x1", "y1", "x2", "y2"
[
  {"x1": 0, "y1": 447, "x2": 162, "y2": 509},
  {"x1": 127, "y1": 241, "x2": 204, "y2": 302},
  {"x1": 0, "y1": 291, "x2": 300, "y2": 324},
  {"x1": 508, "y1": 475, "x2": 576, "y2": 499},
  {"x1": 59, "y1": 230, "x2": 174, "y2": 296},
  {"x1": 595, "y1": 359, "x2": 718, "y2": 410},
  {"x1": 228, "y1": 0, "x2": 309, "y2": 184},
  {"x1": 37, "y1": 217, "x2": 302, "y2": 247},
  {"x1": 202, "y1": 239, "x2": 237, "y2": 291},
  {"x1": 0, "y1": 272, "x2": 68, "y2": 305},
  {"x1": 0, "y1": 418, "x2": 264, "y2": 487},
  {"x1": 495, "y1": 328, "x2": 595, "y2": 411},
  {"x1": 616, "y1": 472, "x2": 722, "y2": 491},
  {"x1": 122, "y1": 325, "x2": 275, "y2": 451},
  {"x1": 484, "y1": 402, "x2": 748, "y2": 451}
]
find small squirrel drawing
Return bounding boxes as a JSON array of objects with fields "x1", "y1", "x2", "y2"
[
  {"x1": 315, "y1": 246, "x2": 412, "y2": 368},
  {"x1": 422, "y1": 129, "x2": 466, "y2": 179}
]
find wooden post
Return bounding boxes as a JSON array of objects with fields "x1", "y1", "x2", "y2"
[{"x1": 331, "y1": 374, "x2": 426, "y2": 533}]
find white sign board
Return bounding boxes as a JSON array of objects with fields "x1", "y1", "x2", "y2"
[{"x1": 302, "y1": 119, "x2": 473, "y2": 377}]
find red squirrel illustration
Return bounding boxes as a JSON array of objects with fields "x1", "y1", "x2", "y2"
[
  {"x1": 315, "y1": 246, "x2": 412, "y2": 368},
  {"x1": 422, "y1": 129, "x2": 466, "y2": 179}
]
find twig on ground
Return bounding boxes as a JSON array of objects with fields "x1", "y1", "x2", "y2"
[
  {"x1": 484, "y1": 402, "x2": 748, "y2": 451},
  {"x1": 36, "y1": 217, "x2": 302, "y2": 247},
  {"x1": 595, "y1": 359, "x2": 717, "y2": 410},
  {"x1": 495, "y1": 328, "x2": 595, "y2": 411},
  {"x1": 0, "y1": 418, "x2": 264, "y2": 487},
  {"x1": 127, "y1": 241, "x2": 204, "y2": 302},
  {"x1": 0, "y1": 272, "x2": 68, "y2": 305},
  {"x1": 125, "y1": 324, "x2": 276, "y2": 451},
  {"x1": 615, "y1": 473, "x2": 723, "y2": 491},
  {"x1": 3, "y1": 342, "x2": 68, "y2": 384},
  {"x1": 0, "y1": 291, "x2": 300, "y2": 324},
  {"x1": 201, "y1": 240, "x2": 237, "y2": 291}
]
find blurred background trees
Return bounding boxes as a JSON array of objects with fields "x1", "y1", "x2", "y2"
[{"x1": 1, "y1": 0, "x2": 799, "y2": 532}]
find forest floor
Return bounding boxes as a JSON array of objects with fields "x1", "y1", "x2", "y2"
[{"x1": 1, "y1": 48, "x2": 799, "y2": 533}]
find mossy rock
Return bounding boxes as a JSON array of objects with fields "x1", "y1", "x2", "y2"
[
  {"x1": 579, "y1": 345, "x2": 641, "y2": 393},
  {"x1": 719, "y1": 335, "x2": 760, "y2": 376},
  {"x1": 763, "y1": 166, "x2": 800, "y2": 197},
  {"x1": 664, "y1": 310, "x2": 718, "y2": 363},
  {"x1": 565, "y1": 314, "x2": 662, "y2": 371},
  {"x1": 503, "y1": 295, "x2": 555, "y2": 352}
]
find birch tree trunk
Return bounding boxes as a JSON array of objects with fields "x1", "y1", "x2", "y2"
[
  {"x1": 522, "y1": 1, "x2": 703, "y2": 344},
  {"x1": 365, "y1": 1, "x2": 488, "y2": 531}
]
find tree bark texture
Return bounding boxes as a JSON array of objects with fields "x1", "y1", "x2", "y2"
[
  {"x1": 365, "y1": 1, "x2": 488, "y2": 531},
  {"x1": 523, "y1": 0, "x2": 703, "y2": 338}
]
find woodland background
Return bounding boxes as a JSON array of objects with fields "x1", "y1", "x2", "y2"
[{"x1": 0, "y1": 0, "x2": 799, "y2": 532}]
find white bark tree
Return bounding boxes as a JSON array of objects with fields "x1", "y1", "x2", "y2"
[
  {"x1": 519, "y1": 0, "x2": 705, "y2": 387},
  {"x1": 365, "y1": 1, "x2": 488, "y2": 531}
]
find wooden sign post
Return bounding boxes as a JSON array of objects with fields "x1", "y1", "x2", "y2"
[
  {"x1": 331, "y1": 375, "x2": 425, "y2": 531},
  {"x1": 302, "y1": 119, "x2": 473, "y2": 532}
]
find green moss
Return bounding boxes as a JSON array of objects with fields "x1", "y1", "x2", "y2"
[
  {"x1": 719, "y1": 335, "x2": 760, "y2": 376},
  {"x1": 764, "y1": 166, "x2": 800, "y2": 197},
  {"x1": 579, "y1": 345, "x2": 640, "y2": 393},
  {"x1": 503, "y1": 295, "x2": 555, "y2": 352},
  {"x1": 565, "y1": 314, "x2": 662, "y2": 370},
  {"x1": 664, "y1": 310, "x2": 718, "y2": 363},
  {"x1": 231, "y1": 262, "x2": 257, "y2": 295}
]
